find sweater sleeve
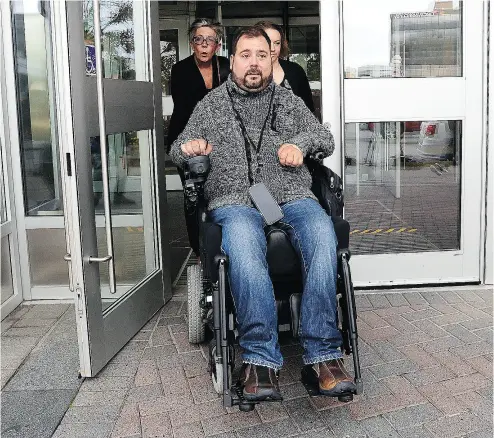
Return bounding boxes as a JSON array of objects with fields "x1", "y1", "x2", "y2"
[
  {"x1": 169, "y1": 96, "x2": 214, "y2": 168},
  {"x1": 284, "y1": 92, "x2": 334, "y2": 158}
]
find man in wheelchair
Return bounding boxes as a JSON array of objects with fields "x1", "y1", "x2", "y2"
[{"x1": 170, "y1": 26, "x2": 359, "y2": 405}]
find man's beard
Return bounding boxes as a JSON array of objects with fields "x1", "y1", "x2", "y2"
[{"x1": 232, "y1": 68, "x2": 273, "y2": 92}]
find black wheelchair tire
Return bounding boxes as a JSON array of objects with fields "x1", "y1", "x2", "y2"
[{"x1": 187, "y1": 264, "x2": 206, "y2": 344}]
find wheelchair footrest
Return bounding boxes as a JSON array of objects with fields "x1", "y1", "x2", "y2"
[
  {"x1": 227, "y1": 382, "x2": 284, "y2": 411},
  {"x1": 300, "y1": 376, "x2": 355, "y2": 403}
]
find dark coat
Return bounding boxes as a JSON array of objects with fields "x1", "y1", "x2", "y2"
[
  {"x1": 167, "y1": 54, "x2": 230, "y2": 151},
  {"x1": 279, "y1": 59, "x2": 315, "y2": 113}
]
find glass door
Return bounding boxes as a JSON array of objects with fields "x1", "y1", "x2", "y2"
[
  {"x1": 321, "y1": 1, "x2": 484, "y2": 286},
  {"x1": 53, "y1": 0, "x2": 171, "y2": 376}
]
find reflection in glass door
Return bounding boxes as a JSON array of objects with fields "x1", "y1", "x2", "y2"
[
  {"x1": 321, "y1": 1, "x2": 483, "y2": 285},
  {"x1": 160, "y1": 27, "x2": 182, "y2": 191},
  {"x1": 56, "y1": 0, "x2": 170, "y2": 376},
  {"x1": 345, "y1": 120, "x2": 461, "y2": 255},
  {"x1": 158, "y1": 11, "x2": 190, "y2": 191},
  {"x1": 90, "y1": 130, "x2": 158, "y2": 301}
]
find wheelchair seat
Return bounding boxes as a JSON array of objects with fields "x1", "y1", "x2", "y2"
[{"x1": 201, "y1": 215, "x2": 350, "y2": 284}]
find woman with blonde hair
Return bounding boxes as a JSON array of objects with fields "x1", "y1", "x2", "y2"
[
  {"x1": 168, "y1": 18, "x2": 229, "y2": 255},
  {"x1": 168, "y1": 18, "x2": 229, "y2": 151},
  {"x1": 256, "y1": 20, "x2": 314, "y2": 112}
]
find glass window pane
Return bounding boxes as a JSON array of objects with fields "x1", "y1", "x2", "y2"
[
  {"x1": 344, "y1": 1, "x2": 462, "y2": 78},
  {"x1": 160, "y1": 29, "x2": 178, "y2": 97},
  {"x1": 90, "y1": 130, "x2": 157, "y2": 305},
  {"x1": 26, "y1": 228, "x2": 147, "y2": 287},
  {"x1": 1, "y1": 236, "x2": 14, "y2": 304},
  {"x1": 344, "y1": 120, "x2": 461, "y2": 255},
  {"x1": 288, "y1": 25, "x2": 321, "y2": 121},
  {"x1": 84, "y1": 0, "x2": 146, "y2": 80},
  {"x1": 160, "y1": 28, "x2": 179, "y2": 174},
  {"x1": 12, "y1": 1, "x2": 63, "y2": 215},
  {"x1": 27, "y1": 229, "x2": 67, "y2": 286},
  {"x1": 91, "y1": 132, "x2": 144, "y2": 212}
]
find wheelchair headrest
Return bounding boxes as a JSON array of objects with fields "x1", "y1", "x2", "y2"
[{"x1": 184, "y1": 155, "x2": 210, "y2": 183}]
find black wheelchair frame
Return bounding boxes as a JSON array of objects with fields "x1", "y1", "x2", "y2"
[{"x1": 183, "y1": 155, "x2": 363, "y2": 412}]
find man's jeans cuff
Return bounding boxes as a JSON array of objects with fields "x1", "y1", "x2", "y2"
[
  {"x1": 243, "y1": 357, "x2": 282, "y2": 371},
  {"x1": 303, "y1": 352, "x2": 343, "y2": 365}
]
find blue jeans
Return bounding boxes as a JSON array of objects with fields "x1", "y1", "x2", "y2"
[{"x1": 210, "y1": 198, "x2": 343, "y2": 370}]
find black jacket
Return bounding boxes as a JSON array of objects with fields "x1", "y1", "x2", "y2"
[
  {"x1": 279, "y1": 59, "x2": 315, "y2": 113},
  {"x1": 167, "y1": 55, "x2": 230, "y2": 151}
]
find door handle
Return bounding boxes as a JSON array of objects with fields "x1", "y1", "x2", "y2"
[
  {"x1": 63, "y1": 253, "x2": 74, "y2": 292},
  {"x1": 93, "y1": 0, "x2": 116, "y2": 294},
  {"x1": 88, "y1": 254, "x2": 112, "y2": 263},
  {"x1": 65, "y1": 253, "x2": 112, "y2": 263}
]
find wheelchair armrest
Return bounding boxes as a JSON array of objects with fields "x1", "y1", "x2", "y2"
[{"x1": 306, "y1": 153, "x2": 344, "y2": 218}]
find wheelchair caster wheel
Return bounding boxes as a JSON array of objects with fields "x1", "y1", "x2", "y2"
[
  {"x1": 338, "y1": 394, "x2": 353, "y2": 403},
  {"x1": 239, "y1": 403, "x2": 255, "y2": 412}
]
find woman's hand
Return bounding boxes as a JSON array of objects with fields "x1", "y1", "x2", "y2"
[
  {"x1": 181, "y1": 139, "x2": 213, "y2": 157},
  {"x1": 278, "y1": 143, "x2": 303, "y2": 167}
]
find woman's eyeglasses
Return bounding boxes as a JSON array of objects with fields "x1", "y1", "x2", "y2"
[{"x1": 192, "y1": 35, "x2": 218, "y2": 46}]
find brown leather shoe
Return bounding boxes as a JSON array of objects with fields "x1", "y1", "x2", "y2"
[
  {"x1": 240, "y1": 364, "x2": 282, "y2": 401},
  {"x1": 302, "y1": 359, "x2": 356, "y2": 396}
]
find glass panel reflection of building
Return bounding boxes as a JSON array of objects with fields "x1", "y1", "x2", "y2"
[
  {"x1": 390, "y1": 5, "x2": 462, "y2": 78},
  {"x1": 344, "y1": 1, "x2": 462, "y2": 79}
]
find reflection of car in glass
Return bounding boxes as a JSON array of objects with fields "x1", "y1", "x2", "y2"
[
  {"x1": 417, "y1": 121, "x2": 455, "y2": 161},
  {"x1": 403, "y1": 121, "x2": 421, "y2": 132}
]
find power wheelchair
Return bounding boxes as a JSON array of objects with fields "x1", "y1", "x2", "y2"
[{"x1": 183, "y1": 154, "x2": 363, "y2": 412}]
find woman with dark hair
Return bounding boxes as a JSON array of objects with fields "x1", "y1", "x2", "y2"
[
  {"x1": 256, "y1": 21, "x2": 315, "y2": 112},
  {"x1": 168, "y1": 18, "x2": 229, "y2": 255}
]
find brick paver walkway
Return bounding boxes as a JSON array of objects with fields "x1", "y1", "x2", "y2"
[{"x1": 47, "y1": 288, "x2": 493, "y2": 438}]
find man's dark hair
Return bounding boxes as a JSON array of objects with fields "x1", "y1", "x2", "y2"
[{"x1": 231, "y1": 26, "x2": 271, "y2": 55}]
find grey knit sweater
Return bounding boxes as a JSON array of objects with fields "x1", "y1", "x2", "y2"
[{"x1": 170, "y1": 76, "x2": 335, "y2": 211}]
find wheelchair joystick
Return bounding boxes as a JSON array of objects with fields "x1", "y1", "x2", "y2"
[
  {"x1": 184, "y1": 155, "x2": 210, "y2": 183},
  {"x1": 184, "y1": 156, "x2": 211, "y2": 212}
]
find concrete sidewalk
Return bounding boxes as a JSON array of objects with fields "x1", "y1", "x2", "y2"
[{"x1": 1, "y1": 287, "x2": 492, "y2": 438}]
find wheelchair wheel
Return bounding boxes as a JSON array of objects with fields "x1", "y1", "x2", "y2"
[
  {"x1": 211, "y1": 346, "x2": 227, "y2": 394},
  {"x1": 212, "y1": 359, "x2": 224, "y2": 394},
  {"x1": 209, "y1": 342, "x2": 234, "y2": 394},
  {"x1": 187, "y1": 264, "x2": 206, "y2": 344}
]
